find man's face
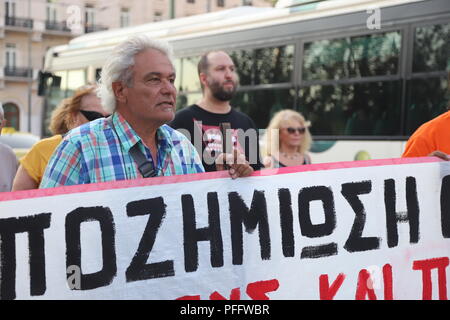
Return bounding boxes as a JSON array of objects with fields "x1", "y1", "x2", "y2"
[
  {"x1": 203, "y1": 51, "x2": 238, "y2": 101},
  {"x1": 119, "y1": 48, "x2": 176, "y2": 126}
]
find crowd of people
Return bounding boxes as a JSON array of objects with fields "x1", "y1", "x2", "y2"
[{"x1": 0, "y1": 34, "x2": 449, "y2": 193}]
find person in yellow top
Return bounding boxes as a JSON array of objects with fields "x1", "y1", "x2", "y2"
[{"x1": 11, "y1": 85, "x2": 109, "y2": 190}]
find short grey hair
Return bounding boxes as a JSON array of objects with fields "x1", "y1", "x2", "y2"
[{"x1": 97, "y1": 34, "x2": 175, "y2": 113}]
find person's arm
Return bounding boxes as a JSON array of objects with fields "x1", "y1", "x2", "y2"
[
  {"x1": 428, "y1": 150, "x2": 449, "y2": 161},
  {"x1": 402, "y1": 134, "x2": 433, "y2": 158},
  {"x1": 11, "y1": 165, "x2": 39, "y2": 191}
]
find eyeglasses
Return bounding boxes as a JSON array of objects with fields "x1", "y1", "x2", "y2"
[
  {"x1": 285, "y1": 127, "x2": 306, "y2": 134},
  {"x1": 80, "y1": 110, "x2": 106, "y2": 121}
]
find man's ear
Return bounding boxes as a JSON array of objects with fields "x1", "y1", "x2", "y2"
[
  {"x1": 199, "y1": 72, "x2": 208, "y2": 89},
  {"x1": 112, "y1": 81, "x2": 127, "y2": 104}
]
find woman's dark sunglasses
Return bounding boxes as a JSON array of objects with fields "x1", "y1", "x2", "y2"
[
  {"x1": 80, "y1": 110, "x2": 106, "y2": 121},
  {"x1": 286, "y1": 127, "x2": 306, "y2": 134}
]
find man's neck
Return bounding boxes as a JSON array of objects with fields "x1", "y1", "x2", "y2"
[
  {"x1": 116, "y1": 111, "x2": 159, "y2": 151},
  {"x1": 197, "y1": 96, "x2": 231, "y2": 114}
]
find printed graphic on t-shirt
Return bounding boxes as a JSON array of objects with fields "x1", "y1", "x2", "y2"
[{"x1": 194, "y1": 120, "x2": 244, "y2": 159}]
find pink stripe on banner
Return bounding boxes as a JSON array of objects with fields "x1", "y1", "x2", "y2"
[{"x1": 0, "y1": 156, "x2": 443, "y2": 202}]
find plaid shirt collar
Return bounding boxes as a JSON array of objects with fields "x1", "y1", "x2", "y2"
[{"x1": 112, "y1": 111, "x2": 174, "y2": 154}]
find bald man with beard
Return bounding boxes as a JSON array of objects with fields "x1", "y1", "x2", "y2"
[{"x1": 170, "y1": 51, "x2": 263, "y2": 178}]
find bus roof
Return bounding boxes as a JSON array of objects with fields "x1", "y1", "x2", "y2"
[{"x1": 45, "y1": 0, "x2": 426, "y2": 71}]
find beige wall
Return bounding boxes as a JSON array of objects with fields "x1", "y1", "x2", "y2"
[
  {"x1": 1, "y1": 0, "x2": 273, "y2": 137},
  {"x1": 1, "y1": 0, "x2": 74, "y2": 136},
  {"x1": 99, "y1": 0, "x2": 272, "y2": 29}
]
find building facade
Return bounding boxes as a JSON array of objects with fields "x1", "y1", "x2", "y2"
[{"x1": 1, "y1": 0, "x2": 272, "y2": 137}]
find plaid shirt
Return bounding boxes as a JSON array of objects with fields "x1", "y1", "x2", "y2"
[{"x1": 40, "y1": 112, "x2": 204, "y2": 188}]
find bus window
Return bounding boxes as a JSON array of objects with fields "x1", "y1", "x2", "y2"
[
  {"x1": 67, "y1": 69, "x2": 86, "y2": 90},
  {"x1": 174, "y1": 58, "x2": 182, "y2": 91},
  {"x1": 254, "y1": 45, "x2": 294, "y2": 85},
  {"x1": 230, "y1": 49, "x2": 253, "y2": 86},
  {"x1": 405, "y1": 22, "x2": 450, "y2": 135},
  {"x1": 303, "y1": 31, "x2": 401, "y2": 81},
  {"x1": 230, "y1": 45, "x2": 295, "y2": 86},
  {"x1": 56, "y1": 71, "x2": 68, "y2": 90},
  {"x1": 231, "y1": 88, "x2": 296, "y2": 129},
  {"x1": 405, "y1": 77, "x2": 449, "y2": 135},
  {"x1": 176, "y1": 92, "x2": 202, "y2": 111},
  {"x1": 41, "y1": 69, "x2": 85, "y2": 137},
  {"x1": 299, "y1": 80, "x2": 402, "y2": 136},
  {"x1": 180, "y1": 56, "x2": 201, "y2": 92},
  {"x1": 412, "y1": 22, "x2": 450, "y2": 73}
]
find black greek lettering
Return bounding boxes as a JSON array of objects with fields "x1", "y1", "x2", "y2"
[
  {"x1": 0, "y1": 213, "x2": 51, "y2": 300},
  {"x1": 341, "y1": 181, "x2": 380, "y2": 252},
  {"x1": 126, "y1": 198, "x2": 174, "y2": 281},
  {"x1": 298, "y1": 186, "x2": 337, "y2": 258},
  {"x1": 278, "y1": 188, "x2": 294, "y2": 257},
  {"x1": 229, "y1": 190, "x2": 270, "y2": 265},
  {"x1": 65, "y1": 207, "x2": 116, "y2": 290},
  {"x1": 384, "y1": 177, "x2": 420, "y2": 248},
  {"x1": 182, "y1": 193, "x2": 224, "y2": 273},
  {"x1": 441, "y1": 175, "x2": 450, "y2": 238}
]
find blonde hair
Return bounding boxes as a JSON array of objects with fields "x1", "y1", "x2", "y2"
[
  {"x1": 49, "y1": 86, "x2": 96, "y2": 135},
  {"x1": 261, "y1": 109, "x2": 312, "y2": 158}
]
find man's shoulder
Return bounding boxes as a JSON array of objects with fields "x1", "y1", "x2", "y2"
[
  {"x1": 229, "y1": 108, "x2": 256, "y2": 128},
  {"x1": 65, "y1": 118, "x2": 109, "y2": 143},
  {"x1": 174, "y1": 105, "x2": 197, "y2": 117},
  {"x1": 230, "y1": 108, "x2": 251, "y2": 119},
  {"x1": 413, "y1": 110, "x2": 450, "y2": 136},
  {"x1": 432, "y1": 110, "x2": 450, "y2": 125},
  {"x1": 161, "y1": 124, "x2": 191, "y2": 143},
  {"x1": 170, "y1": 105, "x2": 200, "y2": 130}
]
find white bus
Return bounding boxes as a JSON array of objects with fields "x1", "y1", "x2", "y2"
[{"x1": 39, "y1": 0, "x2": 450, "y2": 163}]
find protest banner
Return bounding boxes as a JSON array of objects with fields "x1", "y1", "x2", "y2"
[{"x1": 0, "y1": 157, "x2": 449, "y2": 300}]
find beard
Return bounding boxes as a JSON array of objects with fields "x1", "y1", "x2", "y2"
[{"x1": 208, "y1": 79, "x2": 237, "y2": 101}]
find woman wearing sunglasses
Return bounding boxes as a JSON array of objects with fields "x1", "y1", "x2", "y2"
[
  {"x1": 12, "y1": 85, "x2": 109, "y2": 191},
  {"x1": 262, "y1": 109, "x2": 313, "y2": 169}
]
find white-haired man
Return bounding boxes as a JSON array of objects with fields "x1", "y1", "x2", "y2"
[
  {"x1": 0, "y1": 104, "x2": 18, "y2": 192},
  {"x1": 40, "y1": 35, "x2": 205, "y2": 188}
]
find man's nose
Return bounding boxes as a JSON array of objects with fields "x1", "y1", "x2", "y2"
[
  {"x1": 225, "y1": 68, "x2": 234, "y2": 79},
  {"x1": 161, "y1": 80, "x2": 176, "y2": 94}
]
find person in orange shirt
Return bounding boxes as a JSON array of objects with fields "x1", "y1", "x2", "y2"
[
  {"x1": 402, "y1": 109, "x2": 450, "y2": 160},
  {"x1": 402, "y1": 74, "x2": 450, "y2": 161}
]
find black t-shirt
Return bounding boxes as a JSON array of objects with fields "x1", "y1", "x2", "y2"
[{"x1": 169, "y1": 104, "x2": 263, "y2": 172}]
